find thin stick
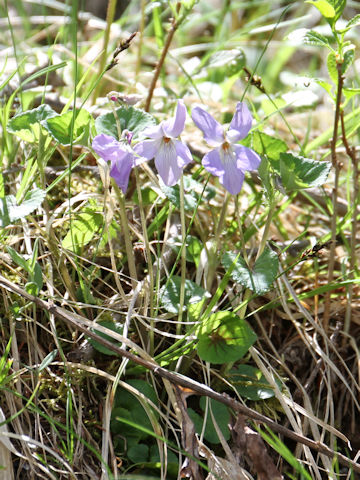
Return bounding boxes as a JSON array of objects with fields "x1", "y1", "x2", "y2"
[{"x1": 145, "y1": 17, "x2": 178, "y2": 112}]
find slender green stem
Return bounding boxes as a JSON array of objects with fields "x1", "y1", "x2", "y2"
[
  {"x1": 177, "y1": 175, "x2": 187, "y2": 334},
  {"x1": 206, "y1": 192, "x2": 230, "y2": 291},
  {"x1": 323, "y1": 62, "x2": 344, "y2": 332},
  {"x1": 134, "y1": 169, "x2": 155, "y2": 349},
  {"x1": 113, "y1": 184, "x2": 138, "y2": 289}
]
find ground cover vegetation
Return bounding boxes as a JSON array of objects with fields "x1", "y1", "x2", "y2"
[{"x1": 0, "y1": 0, "x2": 360, "y2": 478}]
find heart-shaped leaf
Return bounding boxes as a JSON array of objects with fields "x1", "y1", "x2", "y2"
[
  {"x1": 7, "y1": 104, "x2": 57, "y2": 143},
  {"x1": 197, "y1": 311, "x2": 257, "y2": 364},
  {"x1": 222, "y1": 248, "x2": 279, "y2": 295},
  {"x1": 278, "y1": 152, "x2": 331, "y2": 191},
  {"x1": 42, "y1": 108, "x2": 92, "y2": 146},
  {"x1": 95, "y1": 106, "x2": 156, "y2": 140}
]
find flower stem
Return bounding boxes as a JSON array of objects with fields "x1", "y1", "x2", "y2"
[
  {"x1": 134, "y1": 169, "x2": 155, "y2": 347},
  {"x1": 206, "y1": 192, "x2": 230, "y2": 291},
  {"x1": 113, "y1": 183, "x2": 138, "y2": 290},
  {"x1": 177, "y1": 175, "x2": 187, "y2": 334}
]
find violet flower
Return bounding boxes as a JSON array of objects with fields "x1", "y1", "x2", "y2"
[
  {"x1": 191, "y1": 102, "x2": 261, "y2": 195},
  {"x1": 134, "y1": 100, "x2": 192, "y2": 187},
  {"x1": 92, "y1": 133, "x2": 141, "y2": 193}
]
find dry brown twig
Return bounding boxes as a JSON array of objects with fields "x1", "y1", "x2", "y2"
[{"x1": 1, "y1": 273, "x2": 359, "y2": 474}]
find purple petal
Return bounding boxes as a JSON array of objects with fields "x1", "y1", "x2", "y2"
[
  {"x1": 201, "y1": 148, "x2": 224, "y2": 177},
  {"x1": 191, "y1": 106, "x2": 224, "y2": 147},
  {"x1": 110, "y1": 152, "x2": 134, "y2": 193},
  {"x1": 233, "y1": 145, "x2": 261, "y2": 171},
  {"x1": 174, "y1": 140, "x2": 192, "y2": 167},
  {"x1": 133, "y1": 139, "x2": 159, "y2": 160},
  {"x1": 162, "y1": 100, "x2": 186, "y2": 138},
  {"x1": 221, "y1": 164, "x2": 245, "y2": 195},
  {"x1": 227, "y1": 102, "x2": 253, "y2": 142},
  {"x1": 140, "y1": 123, "x2": 164, "y2": 140},
  {"x1": 154, "y1": 140, "x2": 182, "y2": 186},
  {"x1": 92, "y1": 134, "x2": 128, "y2": 162}
]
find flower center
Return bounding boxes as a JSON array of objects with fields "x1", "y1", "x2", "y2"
[
  {"x1": 163, "y1": 137, "x2": 171, "y2": 143},
  {"x1": 222, "y1": 141, "x2": 230, "y2": 151}
]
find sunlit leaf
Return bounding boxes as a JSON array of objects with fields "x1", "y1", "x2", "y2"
[
  {"x1": 222, "y1": 249, "x2": 279, "y2": 295},
  {"x1": 278, "y1": 153, "x2": 331, "y2": 191},
  {"x1": 167, "y1": 235, "x2": 203, "y2": 267},
  {"x1": 0, "y1": 189, "x2": 45, "y2": 227},
  {"x1": 62, "y1": 208, "x2": 103, "y2": 252},
  {"x1": 42, "y1": 108, "x2": 92, "y2": 146},
  {"x1": 7, "y1": 104, "x2": 57, "y2": 143},
  {"x1": 244, "y1": 131, "x2": 287, "y2": 161},
  {"x1": 327, "y1": 51, "x2": 338, "y2": 84},
  {"x1": 197, "y1": 311, "x2": 257, "y2": 363},
  {"x1": 95, "y1": 106, "x2": 156, "y2": 140},
  {"x1": 306, "y1": 0, "x2": 335, "y2": 20}
]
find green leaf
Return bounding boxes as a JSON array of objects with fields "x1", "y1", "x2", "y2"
[
  {"x1": 42, "y1": 108, "x2": 92, "y2": 146},
  {"x1": 111, "y1": 379, "x2": 158, "y2": 441},
  {"x1": 6, "y1": 246, "x2": 31, "y2": 274},
  {"x1": 7, "y1": 104, "x2": 57, "y2": 143},
  {"x1": 32, "y1": 262, "x2": 43, "y2": 293},
  {"x1": 95, "y1": 106, "x2": 156, "y2": 140},
  {"x1": 327, "y1": 51, "x2": 338, "y2": 84},
  {"x1": 342, "y1": 47, "x2": 355, "y2": 75},
  {"x1": 197, "y1": 311, "x2": 257, "y2": 363},
  {"x1": 303, "y1": 30, "x2": 331, "y2": 48},
  {"x1": 306, "y1": 1, "x2": 335, "y2": 19},
  {"x1": 0, "y1": 189, "x2": 46, "y2": 227},
  {"x1": 328, "y1": 0, "x2": 346, "y2": 21},
  {"x1": 188, "y1": 399, "x2": 230, "y2": 444},
  {"x1": 346, "y1": 14, "x2": 360, "y2": 29},
  {"x1": 315, "y1": 79, "x2": 334, "y2": 95},
  {"x1": 62, "y1": 208, "x2": 103, "y2": 252},
  {"x1": 167, "y1": 235, "x2": 203, "y2": 267},
  {"x1": 127, "y1": 444, "x2": 149, "y2": 463},
  {"x1": 88, "y1": 320, "x2": 124, "y2": 356},
  {"x1": 159, "y1": 275, "x2": 211, "y2": 313},
  {"x1": 343, "y1": 87, "x2": 360, "y2": 100},
  {"x1": 244, "y1": 131, "x2": 287, "y2": 161},
  {"x1": 222, "y1": 249, "x2": 279, "y2": 295},
  {"x1": 229, "y1": 365, "x2": 279, "y2": 400},
  {"x1": 132, "y1": 187, "x2": 158, "y2": 206},
  {"x1": 160, "y1": 176, "x2": 213, "y2": 211},
  {"x1": 38, "y1": 350, "x2": 58, "y2": 372},
  {"x1": 277, "y1": 152, "x2": 331, "y2": 191}
]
